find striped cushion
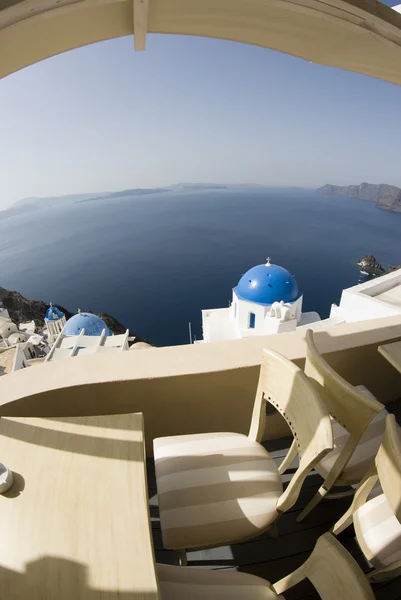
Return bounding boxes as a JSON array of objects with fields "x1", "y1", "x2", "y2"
[
  {"x1": 154, "y1": 432, "x2": 282, "y2": 550},
  {"x1": 157, "y1": 563, "x2": 283, "y2": 599},
  {"x1": 354, "y1": 493, "x2": 401, "y2": 569},
  {"x1": 315, "y1": 407, "x2": 387, "y2": 485}
]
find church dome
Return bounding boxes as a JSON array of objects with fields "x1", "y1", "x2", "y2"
[
  {"x1": 63, "y1": 312, "x2": 112, "y2": 337},
  {"x1": 45, "y1": 305, "x2": 65, "y2": 321},
  {"x1": 234, "y1": 260, "x2": 300, "y2": 306}
]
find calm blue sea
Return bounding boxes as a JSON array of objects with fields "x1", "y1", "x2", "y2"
[{"x1": 0, "y1": 188, "x2": 400, "y2": 346}]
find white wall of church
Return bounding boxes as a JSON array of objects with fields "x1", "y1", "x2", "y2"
[
  {"x1": 231, "y1": 291, "x2": 304, "y2": 337},
  {"x1": 293, "y1": 295, "x2": 303, "y2": 321},
  {"x1": 231, "y1": 292, "x2": 268, "y2": 335},
  {"x1": 46, "y1": 315, "x2": 66, "y2": 344}
]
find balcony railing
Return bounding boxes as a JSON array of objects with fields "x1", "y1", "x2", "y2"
[{"x1": 0, "y1": 315, "x2": 400, "y2": 455}]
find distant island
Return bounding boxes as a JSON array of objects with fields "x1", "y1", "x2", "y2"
[
  {"x1": 75, "y1": 184, "x2": 231, "y2": 203},
  {"x1": 75, "y1": 188, "x2": 172, "y2": 204},
  {"x1": 357, "y1": 254, "x2": 401, "y2": 277},
  {"x1": 0, "y1": 183, "x2": 264, "y2": 219},
  {"x1": 317, "y1": 182, "x2": 401, "y2": 212},
  {"x1": 175, "y1": 184, "x2": 228, "y2": 191}
]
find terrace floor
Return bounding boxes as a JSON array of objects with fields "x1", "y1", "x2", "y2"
[{"x1": 148, "y1": 398, "x2": 401, "y2": 600}]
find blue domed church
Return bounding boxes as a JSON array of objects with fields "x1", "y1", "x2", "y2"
[
  {"x1": 201, "y1": 258, "x2": 320, "y2": 343},
  {"x1": 43, "y1": 308, "x2": 130, "y2": 362},
  {"x1": 45, "y1": 304, "x2": 66, "y2": 344},
  {"x1": 63, "y1": 312, "x2": 112, "y2": 337}
]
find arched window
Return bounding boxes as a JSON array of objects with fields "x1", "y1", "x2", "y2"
[{"x1": 249, "y1": 312, "x2": 256, "y2": 329}]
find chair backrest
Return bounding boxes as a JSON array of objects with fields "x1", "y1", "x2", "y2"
[
  {"x1": 376, "y1": 413, "x2": 401, "y2": 522},
  {"x1": 273, "y1": 533, "x2": 375, "y2": 599},
  {"x1": 304, "y1": 329, "x2": 384, "y2": 437},
  {"x1": 250, "y1": 348, "x2": 333, "y2": 513}
]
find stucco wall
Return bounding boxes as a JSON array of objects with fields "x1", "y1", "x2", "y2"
[
  {"x1": 335, "y1": 289, "x2": 400, "y2": 323},
  {"x1": 236, "y1": 294, "x2": 267, "y2": 335},
  {"x1": 353, "y1": 269, "x2": 401, "y2": 298},
  {"x1": 334, "y1": 270, "x2": 401, "y2": 323},
  {"x1": 0, "y1": 316, "x2": 400, "y2": 454},
  {"x1": 12, "y1": 346, "x2": 29, "y2": 372}
]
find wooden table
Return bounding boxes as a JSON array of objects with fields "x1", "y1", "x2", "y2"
[
  {"x1": 378, "y1": 340, "x2": 401, "y2": 374},
  {"x1": 0, "y1": 413, "x2": 160, "y2": 599}
]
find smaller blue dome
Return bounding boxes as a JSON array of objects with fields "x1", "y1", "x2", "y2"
[
  {"x1": 45, "y1": 305, "x2": 65, "y2": 321},
  {"x1": 63, "y1": 312, "x2": 112, "y2": 337}
]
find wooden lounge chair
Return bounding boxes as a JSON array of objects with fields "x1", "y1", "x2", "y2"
[
  {"x1": 332, "y1": 414, "x2": 401, "y2": 582},
  {"x1": 157, "y1": 532, "x2": 375, "y2": 599},
  {"x1": 289, "y1": 329, "x2": 387, "y2": 522},
  {"x1": 153, "y1": 349, "x2": 333, "y2": 561}
]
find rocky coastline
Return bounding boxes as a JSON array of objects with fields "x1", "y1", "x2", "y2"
[
  {"x1": 357, "y1": 255, "x2": 401, "y2": 277},
  {"x1": 0, "y1": 286, "x2": 147, "y2": 344}
]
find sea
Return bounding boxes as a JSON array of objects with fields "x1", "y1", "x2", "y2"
[{"x1": 0, "y1": 188, "x2": 400, "y2": 346}]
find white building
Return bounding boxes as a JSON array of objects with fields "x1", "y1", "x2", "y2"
[
  {"x1": 201, "y1": 258, "x2": 321, "y2": 343},
  {"x1": 45, "y1": 304, "x2": 67, "y2": 344},
  {"x1": 0, "y1": 313, "x2": 35, "y2": 374},
  {"x1": 330, "y1": 268, "x2": 401, "y2": 323},
  {"x1": 0, "y1": 318, "x2": 18, "y2": 341},
  {"x1": 0, "y1": 346, "x2": 30, "y2": 376},
  {"x1": 0, "y1": 317, "x2": 38, "y2": 361},
  {"x1": 45, "y1": 311, "x2": 130, "y2": 362},
  {"x1": 0, "y1": 302, "x2": 10, "y2": 320}
]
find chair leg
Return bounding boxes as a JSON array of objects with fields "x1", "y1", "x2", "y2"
[
  {"x1": 273, "y1": 563, "x2": 306, "y2": 594},
  {"x1": 333, "y1": 465, "x2": 377, "y2": 536},
  {"x1": 265, "y1": 520, "x2": 279, "y2": 539},
  {"x1": 331, "y1": 504, "x2": 354, "y2": 536},
  {"x1": 177, "y1": 549, "x2": 187, "y2": 567},
  {"x1": 278, "y1": 439, "x2": 298, "y2": 475},
  {"x1": 297, "y1": 485, "x2": 328, "y2": 522}
]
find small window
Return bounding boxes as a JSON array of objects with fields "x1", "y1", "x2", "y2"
[
  {"x1": 249, "y1": 312, "x2": 256, "y2": 328},
  {"x1": 233, "y1": 303, "x2": 237, "y2": 318}
]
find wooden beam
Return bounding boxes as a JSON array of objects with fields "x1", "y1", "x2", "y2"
[
  {"x1": 133, "y1": 0, "x2": 148, "y2": 51},
  {"x1": 3, "y1": 0, "x2": 401, "y2": 84}
]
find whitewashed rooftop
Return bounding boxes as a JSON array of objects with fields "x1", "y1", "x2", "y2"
[{"x1": 331, "y1": 269, "x2": 401, "y2": 323}]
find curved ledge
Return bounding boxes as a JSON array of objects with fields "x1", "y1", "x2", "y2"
[
  {"x1": 1, "y1": 0, "x2": 401, "y2": 84},
  {"x1": 0, "y1": 317, "x2": 400, "y2": 454}
]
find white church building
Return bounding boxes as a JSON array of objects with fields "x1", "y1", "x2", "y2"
[
  {"x1": 201, "y1": 258, "x2": 321, "y2": 343},
  {"x1": 44, "y1": 304, "x2": 67, "y2": 344},
  {"x1": 44, "y1": 311, "x2": 129, "y2": 362}
]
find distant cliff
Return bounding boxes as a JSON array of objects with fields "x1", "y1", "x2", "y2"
[
  {"x1": 0, "y1": 287, "x2": 141, "y2": 339},
  {"x1": 317, "y1": 182, "x2": 401, "y2": 212}
]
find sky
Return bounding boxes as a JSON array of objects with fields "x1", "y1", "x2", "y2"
[{"x1": 1, "y1": 5, "x2": 401, "y2": 209}]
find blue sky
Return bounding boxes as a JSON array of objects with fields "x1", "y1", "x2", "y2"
[{"x1": 1, "y1": 8, "x2": 401, "y2": 209}]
